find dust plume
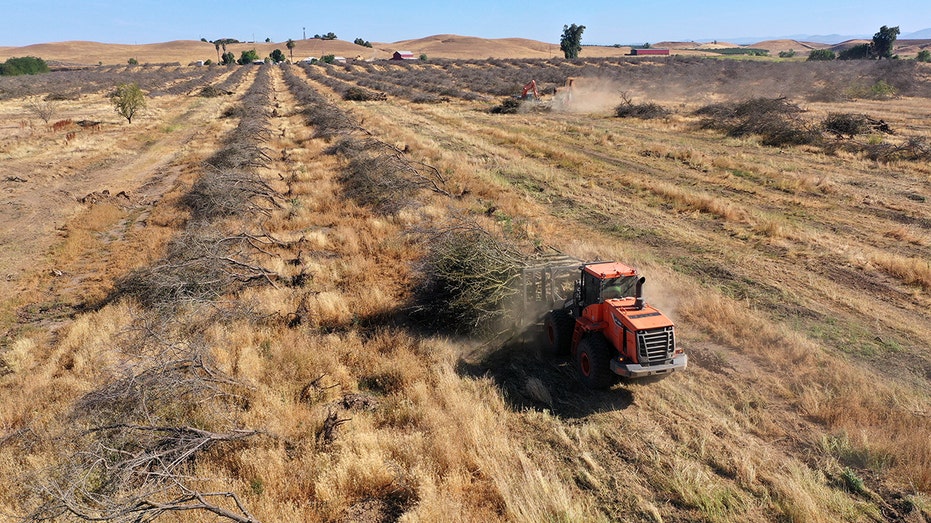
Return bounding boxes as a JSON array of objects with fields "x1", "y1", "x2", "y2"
[{"x1": 550, "y1": 76, "x2": 624, "y2": 114}]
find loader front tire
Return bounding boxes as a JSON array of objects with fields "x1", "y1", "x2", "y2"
[
  {"x1": 543, "y1": 310, "x2": 573, "y2": 356},
  {"x1": 576, "y1": 334, "x2": 615, "y2": 389}
]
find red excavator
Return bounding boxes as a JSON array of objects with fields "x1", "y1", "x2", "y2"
[
  {"x1": 518, "y1": 79, "x2": 540, "y2": 100},
  {"x1": 521, "y1": 257, "x2": 687, "y2": 388}
]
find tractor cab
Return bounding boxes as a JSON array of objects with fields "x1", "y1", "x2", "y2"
[{"x1": 575, "y1": 262, "x2": 643, "y2": 315}]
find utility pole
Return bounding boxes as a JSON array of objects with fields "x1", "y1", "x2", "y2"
[{"x1": 303, "y1": 27, "x2": 306, "y2": 40}]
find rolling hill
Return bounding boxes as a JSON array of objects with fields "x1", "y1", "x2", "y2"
[{"x1": 1, "y1": 35, "x2": 928, "y2": 67}]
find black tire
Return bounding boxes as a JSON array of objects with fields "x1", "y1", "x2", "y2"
[
  {"x1": 543, "y1": 310, "x2": 573, "y2": 356},
  {"x1": 576, "y1": 334, "x2": 616, "y2": 389}
]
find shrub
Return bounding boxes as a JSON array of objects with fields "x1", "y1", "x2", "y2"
[
  {"x1": 778, "y1": 50, "x2": 796, "y2": 58},
  {"x1": 321, "y1": 54, "x2": 336, "y2": 64},
  {"x1": 808, "y1": 49, "x2": 836, "y2": 61},
  {"x1": 838, "y1": 43, "x2": 872, "y2": 60},
  {"x1": 917, "y1": 50, "x2": 931, "y2": 63},
  {"x1": 0, "y1": 56, "x2": 49, "y2": 76},
  {"x1": 841, "y1": 468, "x2": 866, "y2": 495},
  {"x1": 844, "y1": 80, "x2": 896, "y2": 100},
  {"x1": 128, "y1": 57, "x2": 139, "y2": 65},
  {"x1": 237, "y1": 49, "x2": 259, "y2": 65},
  {"x1": 221, "y1": 52, "x2": 236, "y2": 65},
  {"x1": 270, "y1": 49, "x2": 286, "y2": 63}
]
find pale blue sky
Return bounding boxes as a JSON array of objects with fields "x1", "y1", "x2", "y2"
[{"x1": 2, "y1": 0, "x2": 929, "y2": 47}]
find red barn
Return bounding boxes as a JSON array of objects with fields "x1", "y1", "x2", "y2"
[
  {"x1": 631, "y1": 48, "x2": 670, "y2": 56},
  {"x1": 391, "y1": 51, "x2": 416, "y2": 60}
]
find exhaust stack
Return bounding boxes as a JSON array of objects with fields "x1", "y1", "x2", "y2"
[{"x1": 635, "y1": 277, "x2": 646, "y2": 310}]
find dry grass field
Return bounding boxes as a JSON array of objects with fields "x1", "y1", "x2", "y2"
[{"x1": 1, "y1": 55, "x2": 930, "y2": 523}]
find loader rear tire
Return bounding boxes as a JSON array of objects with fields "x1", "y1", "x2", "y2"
[
  {"x1": 576, "y1": 334, "x2": 615, "y2": 389},
  {"x1": 543, "y1": 310, "x2": 573, "y2": 356}
]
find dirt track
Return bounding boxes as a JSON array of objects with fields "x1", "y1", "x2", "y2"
[{"x1": 0, "y1": 70, "x2": 249, "y2": 304}]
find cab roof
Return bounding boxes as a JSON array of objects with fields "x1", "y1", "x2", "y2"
[{"x1": 583, "y1": 262, "x2": 637, "y2": 279}]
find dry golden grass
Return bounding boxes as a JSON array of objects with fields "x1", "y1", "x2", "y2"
[
  {"x1": 870, "y1": 252, "x2": 931, "y2": 290},
  {"x1": 2, "y1": 61, "x2": 931, "y2": 523}
]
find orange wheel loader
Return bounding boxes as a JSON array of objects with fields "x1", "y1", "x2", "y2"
[{"x1": 522, "y1": 258, "x2": 687, "y2": 388}]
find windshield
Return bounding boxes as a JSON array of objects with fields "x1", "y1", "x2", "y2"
[{"x1": 601, "y1": 276, "x2": 638, "y2": 300}]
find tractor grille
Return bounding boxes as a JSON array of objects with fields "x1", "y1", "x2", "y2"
[{"x1": 637, "y1": 327, "x2": 675, "y2": 365}]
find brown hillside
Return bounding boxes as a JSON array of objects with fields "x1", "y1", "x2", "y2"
[
  {"x1": 747, "y1": 39, "x2": 826, "y2": 53},
  {"x1": 0, "y1": 35, "x2": 637, "y2": 66},
  {"x1": 0, "y1": 39, "x2": 389, "y2": 66},
  {"x1": 384, "y1": 34, "x2": 561, "y2": 59},
  {"x1": 3, "y1": 36, "x2": 930, "y2": 66}
]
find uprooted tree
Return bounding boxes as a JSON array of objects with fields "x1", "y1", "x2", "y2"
[
  {"x1": 27, "y1": 326, "x2": 263, "y2": 523},
  {"x1": 412, "y1": 220, "x2": 528, "y2": 337}
]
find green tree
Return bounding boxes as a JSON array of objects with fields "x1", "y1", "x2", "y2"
[
  {"x1": 872, "y1": 25, "x2": 900, "y2": 59},
  {"x1": 221, "y1": 52, "x2": 236, "y2": 65},
  {"x1": 270, "y1": 49, "x2": 286, "y2": 63},
  {"x1": 560, "y1": 24, "x2": 586, "y2": 59},
  {"x1": 354, "y1": 37, "x2": 372, "y2": 48},
  {"x1": 917, "y1": 49, "x2": 931, "y2": 62},
  {"x1": 778, "y1": 49, "x2": 796, "y2": 58},
  {"x1": 127, "y1": 57, "x2": 138, "y2": 65},
  {"x1": 238, "y1": 49, "x2": 259, "y2": 64},
  {"x1": 322, "y1": 32, "x2": 337, "y2": 40},
  {"x1": 286, "y1": 38, "x2": 296, "y2": 61},
  {"x1": 0, "y1": 56, "x2": 49, "y2": 76},
  {"x1": 320, "y1": 54, "x2": 336, "y2": 64},
  {"x1": 110, "y1": 83, "x2": 146, "y2": 124},
  {"x1": 265, "y1": 37, "x2": 271, "y2": 43},
  {"x1": 807, "y1": 49, "x2": 836, "y2": 61},
  {"x1": 838, "y1": 43, "x2": 871, "y2": 60},
  {"x1": 419, "y1": 53, "x2": 428, "y2": 61}
]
